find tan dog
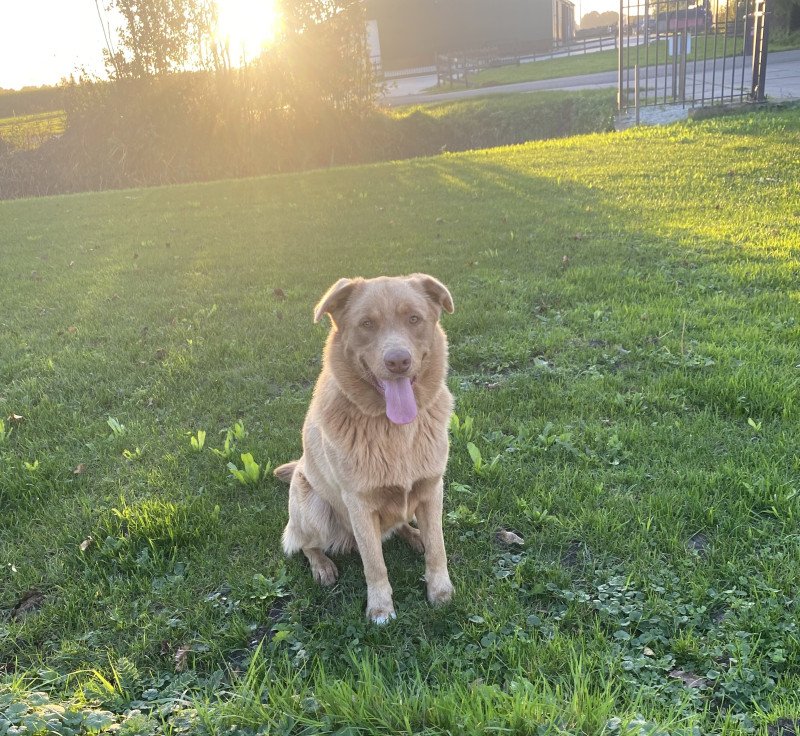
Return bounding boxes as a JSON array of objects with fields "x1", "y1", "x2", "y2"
[{"x1": 274, "y1": 274, "x2": 455, "y2": 623}]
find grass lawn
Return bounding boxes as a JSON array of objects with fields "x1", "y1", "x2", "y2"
[
  {"x1": 427, "y1": 34, "x2": 798, "y2": 93},
  {"x1": 2, "y1": 107, "x2": 800, "y2": 735},
  {"x1": 427, "y1": 48, "x2": 620, "y2": 92},
  {"x1": 0, "y1": 110, "x2": 65, "y2": 150}
]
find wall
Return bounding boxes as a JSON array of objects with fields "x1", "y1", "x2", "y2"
[{"x1": 367, "y1": 0, "x2": 554, "y2": 69}]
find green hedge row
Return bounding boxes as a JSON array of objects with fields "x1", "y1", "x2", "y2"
[{"x1": 0, "y1": 85, "x2": 615, "y2": 200}]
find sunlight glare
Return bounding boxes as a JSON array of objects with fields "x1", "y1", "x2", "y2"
[{"x1": 215, "y1": 0, "x2": 282, "y2": 63}]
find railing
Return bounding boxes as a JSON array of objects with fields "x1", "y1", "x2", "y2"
[
  {"x1": 373, "y1": 36, "x2": 619, "y2": 86},
  {"x1": 434, "y1": 36, "x2": 618, "y2": 87}
]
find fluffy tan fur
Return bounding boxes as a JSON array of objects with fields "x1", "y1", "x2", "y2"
[{"x1": 275, "y1": 274, "x2": 455, "y2": 623}]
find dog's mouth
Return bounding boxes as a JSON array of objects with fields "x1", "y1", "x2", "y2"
[{"x1": 361, "y1": 360, "x2": 418, "y2": 425}]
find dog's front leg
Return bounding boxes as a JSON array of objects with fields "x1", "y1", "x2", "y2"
[
  {"x1": 345, "y1": 498, "x2": 395, "y2": 624},
  {"x1": 414, "y1": 477, "x2": 454, "y2": 606}
]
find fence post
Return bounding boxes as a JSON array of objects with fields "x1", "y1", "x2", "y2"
[
  {"x1": 617, "y1": 0, "x2": 625, "y2": 110},
  {"x1": 750, "y1": 0, "x2": 769, "y2": 101}
]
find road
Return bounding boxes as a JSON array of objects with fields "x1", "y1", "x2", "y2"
[{"x1": 382, "y1": 48, "x2": 800, "y2": 108}]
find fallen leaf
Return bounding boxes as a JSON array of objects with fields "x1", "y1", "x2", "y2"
[
  {"x1": 67, "y1": 325, "x2": 78, "y2": 334},
  {"x1": 668, "y1": 669, "x2": 708, "y2": 689},
  {"x1": 11, "y1": 589, "x2": 45, "y2": 620},
  {"x1": 495, "y1": 529, "x2": 524, "y2": 546},
  {"x1": 73, "y1": 463, "x2": 87, "y2": 475},
  {"x1": 79, "y1": 536, "x2": 94, "y2": 552},
  {"x1": 174, "y1": 646, "x2": 191, "y2": 672},
  {"x1": 643, "y1": 647, "x2": 655, "y2": 657}
]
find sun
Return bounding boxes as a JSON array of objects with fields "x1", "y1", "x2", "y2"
[{"x1": 215, "y1": 0, "x2": 282, "y2": 64}]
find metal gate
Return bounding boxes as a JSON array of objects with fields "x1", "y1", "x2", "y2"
[{"x1": 617, "y1": 0, "x2": 770, "y2": 111}]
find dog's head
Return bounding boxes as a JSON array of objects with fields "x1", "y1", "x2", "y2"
[{"x1": 314, "y1": 274, "x2": 454, "y2": 425}]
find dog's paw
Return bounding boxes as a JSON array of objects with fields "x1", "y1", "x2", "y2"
[
  {"x1": 427, "y1": 575, "x2": 454, "y2": 606},
  {"x1": 398, "y1": 524, "x2": 425, "y2": 555},
  {"x1": 367, "y1": 606, "x2": 397, "y2": 625},
  {"x1": 311, "y1": 556, "x2": 338, "y2": 587}
]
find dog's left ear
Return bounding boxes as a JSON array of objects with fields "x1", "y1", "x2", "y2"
[
  {"x1": 314, "y1": 277, "x2": 363, "y2": 325},
  {"x1": 410, "y1": 274, "x2": 454, "y2": 315}
]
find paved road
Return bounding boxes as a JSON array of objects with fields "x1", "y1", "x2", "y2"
[{"x1": 383, "y1": 48, "x2": 800, "y2": 107}]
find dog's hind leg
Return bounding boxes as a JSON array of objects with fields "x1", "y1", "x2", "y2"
[
  {"x1": 303, "y1": 548, "x2": 338, "y2": 586},
  {"x1": 396, "y1": 522, "x2": 425, "y2": 554},
  {"x1": 283, "y1": 468, "x2": 345, "y2": 587}
]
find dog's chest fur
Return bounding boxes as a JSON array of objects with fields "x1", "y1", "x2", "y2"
[{"x1": 320, "y1": 388, "x2": 452, "y2": 495}]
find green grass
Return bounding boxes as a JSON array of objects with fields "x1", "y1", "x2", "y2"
[
  {"x1": 428, "y1": 48, "x2": 620, "y2": 92},
  {"x1": 2, "y1": 107, "x2": 800, "y2": 735},
  {"x1": 0, "y1": 110, "x2": 65, "y2": 150},
  {"x1": 770, "y1": 30, "x2": 800, "y2": 51},
  {"x1": 426, "y1": 34, "x2": 793, "y2": 93}
]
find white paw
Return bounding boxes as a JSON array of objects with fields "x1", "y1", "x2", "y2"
[
  {"x1": 366, "y1": 601, "x2": 396, "y2": 624},
  {"x1": 427, "y1": 575, "x2": 454, "y2": 606},
  {"x1": 370, "y1": 609, "x2": 397, "y2": 625}
]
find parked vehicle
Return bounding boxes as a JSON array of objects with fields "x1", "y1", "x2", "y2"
[{"x1": 652, "y1": 6, "x2": 711, "y2": 33}]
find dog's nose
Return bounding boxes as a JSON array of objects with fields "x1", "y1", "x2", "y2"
[{"x1": 384, "y1": 348, "x2": 412, "y2": 374}]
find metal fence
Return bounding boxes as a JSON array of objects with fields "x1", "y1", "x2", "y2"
[
  {"x1": 375, "y1": 35, "x2": 618, "y2": 85},
  {"x1": 617, "y1": 0, "x2": 770, "y2": 110},
  {"x1": 434, "y1": 35, "x2": 618, "y2": 87}
]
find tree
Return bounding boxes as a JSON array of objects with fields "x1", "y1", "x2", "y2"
[
  {"x1": 276, "y1": 0, "x2": 376, "y2": 112},
  {"x1": 102, "y1": 0, "x2": 216, "y2": 78},
  {"x1": 772, "y1": 0, "x2": 800, "y2": 33},
  {"x1": 580, "y1": 10, "x2": 619, "y2": 29}
]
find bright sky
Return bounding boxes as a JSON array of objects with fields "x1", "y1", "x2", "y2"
[
  {"x1": 1, "y1": 2, "x2": 107, "y2": 89},
  {"x1": 1, "y1": 0, "x2": 616, "y2": 91}
]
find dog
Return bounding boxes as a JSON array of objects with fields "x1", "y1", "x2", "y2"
[{"x1": 274, "y1": 274, "x2": 455, "y2": 623}]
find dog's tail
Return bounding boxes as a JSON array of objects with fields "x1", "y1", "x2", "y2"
[{"x1": 273, "y1": 461, "x2": 298, "y2": 484}]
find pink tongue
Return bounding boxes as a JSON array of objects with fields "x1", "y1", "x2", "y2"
[{"x1": 380, "y1": 377, "x2": 417, "y2": 425}]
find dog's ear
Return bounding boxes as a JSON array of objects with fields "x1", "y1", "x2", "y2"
[
  {"x1": 313, "y1": 278, "x2": 362, "y2": 324},
  {"x1": 410, "y1": 274, "x2": 454, "y2": 315}
]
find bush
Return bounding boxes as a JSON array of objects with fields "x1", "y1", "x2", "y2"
[{"x1": 0, "y1": 78, "x2": 615, "y2": 200}]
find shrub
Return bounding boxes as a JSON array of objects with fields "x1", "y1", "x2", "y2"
[{"x1": 0, "y1": 80, "x2": 615, "y2": 200}]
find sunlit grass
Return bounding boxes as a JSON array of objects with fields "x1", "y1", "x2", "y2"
[
  {"x1": 0, "y1": 110, "x2": 65, "y2": 150},
  {"x1": 1, "y1": 107, "x2": 799, "y2": 734}
]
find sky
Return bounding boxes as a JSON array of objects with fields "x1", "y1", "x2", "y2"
[
  {"x1": 0, "y1": 0, "x2": 617, "y2": 91},
  {"x1": 1, "y1": 2, "x2": 108, "y2": 90}
]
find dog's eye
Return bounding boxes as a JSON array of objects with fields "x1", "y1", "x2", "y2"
[
  {"x1": 409, "y1": 315, "x2": 421, "y2": 325},
  {"x1": 361, "y1": 319, "x2": 373, "y2": 329}
]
